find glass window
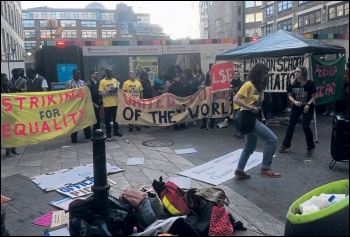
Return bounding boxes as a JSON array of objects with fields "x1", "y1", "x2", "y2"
[
  {"x1": 256, "y1": 12, "x2": 262, "y2": 21},
  {"x1": 278, "y1": 1, "x2": 292, "y2": 12},
  {"x1": 24, "y1": 30, "x2": 35, "y2": 38},
  {"x1": 238, "y1": 6, "x2": 242, "y2": 15},
  {"x1": 22, "y1": 20, "x2": 35, "y2": 27},
  {"x1": 238, "y1": 21, "x2": 242, "y2": 30},
  {"x1": 60, "y1": 20, "x2": 76, "y2": 27},
  {"x1": 61, "y1": 30, "x2": 77, "y2": 38},
  {"x1": 101, "y1": 30, "x2": 117, "y2": 38},
  {"x1": 25, "y1": 42, "x2": 36, "y2": 50},
  {"x1": 277, "y1": 18, "x2": 292, "y2": 31},
  {"x1": 266, "y1": 5, "x2": 273, "y2": 17},
  {"x1": 245, "y1": 1, "x2": 255, "y2": 8},
  {"x1": 266, "y1": 24, "x2": 273, "y2": 34},
  {"x1": 328, "y1": 2, "x2": 348, "y2": 20},
  {"x1": 39, "y1": 20, "x2": 46, "y2": 28},
  {"x1": 82, "y1": 30, "x2": 97, "y2": 38},
  {"x1": 81, "y1": 21, "x2": 97, "y2": 27},
  {"x1": 245, "y1": 14, "x2": 255, "y2": 23},
  {"x1": 40, "y1": 30, "x2": 52, "y2": 39},
  {"x1": 298, "y1": 1, "x2": 309, "y2": 5}
]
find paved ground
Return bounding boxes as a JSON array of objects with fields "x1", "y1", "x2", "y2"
[{"x1": 1, "y1": 127, "x2": 285, "y2": 236}]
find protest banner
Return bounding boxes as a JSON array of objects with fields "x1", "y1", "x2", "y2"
[
  {"x1": 1, "y1": 87, "x2": 96, "y2": 148},
  {"x1": 312, "y1": 56, "x2": 345, "y2": 105},
  {"x1": 116, "y1": 87, "x2": 232, "y2": 126},
  {"x1": 210, "y1": 61, "x2": 234, "y2": 92}
]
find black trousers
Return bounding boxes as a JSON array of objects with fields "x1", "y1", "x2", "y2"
[
  {"x1": 104, "y1": 106, "x2": 119, "y2": 135},
  {"x1": 71, "y1": 126, "x2": 92, "y2": 141},
  {"x1": 282, "y1": 105, "x2": 315, "y2": 150},
  {"x1": 92, "y1": 106, "x2": 101, "y2": 132}
]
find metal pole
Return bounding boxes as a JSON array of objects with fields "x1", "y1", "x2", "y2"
[
  {"x1": 90, "y1": 129, "x2": 110, "y2": 222},
  {"x1": 7, "y1": 53, "x2": 10, "y2": 80}
]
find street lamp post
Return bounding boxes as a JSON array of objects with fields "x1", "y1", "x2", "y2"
[{"x1": 7, "y1": 44, "x2": 16, "y2": 79}]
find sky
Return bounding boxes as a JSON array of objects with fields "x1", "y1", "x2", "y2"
[{"x1": 20, "y1": 1, "x2": 200, "y2": 39}]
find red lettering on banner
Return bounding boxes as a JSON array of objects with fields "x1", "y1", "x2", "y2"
[
  {"x1": 166, "y1": 94, "x2": 175, "y2": 108},
  {"x1": 68, "y1": 112, "x2": 78, "y2": 125},
  {"x1": 47, "y1": 95, "x2": 57, "y2": 106},
  {"x1": 14, "y1": 124, "x2": 26, "y2": 136},
  {"x1": 156, "y1": 99, "x2": 164, "y2": 109},
  {"x1": 14, "y1": 97, "x2": 26, "y2": 110},
  {"x1": 53, "y1": 119, "x2": 62, "y2": 130},
  {"x1": 2, "y1": 98, "x2": 12, "y2": 112},
  {"x1": 210, "y1": 62, "x2": 235, "y2": 92},
  {"x1": 41, "y1": 121, "x2": 51, "y2": 133},
  {"x1": 30, "y1": 96, "x2": 39, "y2": 109},
  {"x1": 2, "y1": 124, "x2": 11, "y2": 137},
  {"x1": 76, "y1": 89, "x2": 85, "y2": 99},
  {"x1": 29, "y1": 122, "x2": 39, "y2": 134}
]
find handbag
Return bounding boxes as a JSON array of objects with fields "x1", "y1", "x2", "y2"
[
  {"x1": 119, "y1": 188, "x2": 147, "y2": 209},
  {"x1": 239, "y1": 110, "x2": 257, "y2": 135},
  {"x1": 208, "y1": 206, "x2": 233, "y2": 236}
]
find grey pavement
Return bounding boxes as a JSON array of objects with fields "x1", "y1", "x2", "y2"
[{"x1": 1, "y1": 129, "x2": 284, "y2": 236}]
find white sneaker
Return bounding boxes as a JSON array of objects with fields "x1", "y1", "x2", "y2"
[{"x1": 329, "y1": 112, "x2": 335, "y2": 116}]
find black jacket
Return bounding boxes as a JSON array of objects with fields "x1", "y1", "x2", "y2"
[{"x1": 168, "y1": 81, "x2": 187, "y2": 97}]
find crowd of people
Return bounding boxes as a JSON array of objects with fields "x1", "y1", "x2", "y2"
[{"x1": 2, "y1": 61, "x2": 349, "y2": 181}]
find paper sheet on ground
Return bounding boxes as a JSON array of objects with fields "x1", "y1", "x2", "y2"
[
  {"x1": 51, "y1": 210, "x2": 69, "y2": 228},
  {"x1": 1, "y1": 195, "x2": 12, "y2": 204},
  {"x1": 46, "y1": 226, "x2": 70, "y2": 236},
  {"x1": 30, "y1": 163, "x2": 124, "y2": 191},
  {"x1": 178, "y1": 149, "x2": 263, "y2": 185},
  {"x1": 127, "y1": 157, "x2": 145, "y2": 165},
  {"x1": 32, "y1": 211, "x2": 53, "y2": 227},
  {"x1": 174, "y1": 148, "x2": 197, "y2": 154},
  {"x1": 55, "y1": 178, "x2": 116, "y2": 198},
  {"x1": 50, "y1": 197, "x2": 86, "y2": 211}
]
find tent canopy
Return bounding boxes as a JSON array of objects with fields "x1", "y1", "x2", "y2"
[{"x1": 216, "y1": 30, "x2": 345, "y2": 60}]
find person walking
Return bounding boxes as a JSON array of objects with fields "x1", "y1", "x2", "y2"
[
  {"x1": 122, "y1": 71, "x2": 143, "y2": 132},
  {"x1": 99, "y1": 68, "x2": 123, "y2": 138},
  {"x1": 229, "y1": 70, "x2": 244, "y2": 138},
  {"x1": 1, "y1": 73, "x2": 20, "y2": 156},
  {"x1": 25, "y1": 67, "x2": 48, "y2": 92},
  {"x1": 279, "y1": 66, "x2": 318, "y2": 156},
  {"x1": 66, "y1": 69, "x2": 93, "y2": 143},
  {"x1": 86, "y1": 69, "x2": 102, "y2": 132},
  {"x1": 233, "y1": 63, "x2": 280, "y2": 179}
]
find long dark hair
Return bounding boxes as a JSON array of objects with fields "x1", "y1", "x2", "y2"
[{"x1": 247, "y1": 63, "x2": 269, "y2": 94}]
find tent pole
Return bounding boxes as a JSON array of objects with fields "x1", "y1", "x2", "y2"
[
  {"x1": 208, "y1": 92, "x2": 213, "y2": 130},
  {"x1": 307, "y1": 53, "x2": 319, "y2": 143},
  {"x1": 313, "y1": 108, "x2": 318, "y2": 143}
]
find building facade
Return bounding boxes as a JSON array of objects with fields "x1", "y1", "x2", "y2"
[
  {"x1": 1, "y1": 1, "x2": 25, "y2": 62},
  {"x1": 21, "y1": 2, "x2": 169, "y2": 56}
]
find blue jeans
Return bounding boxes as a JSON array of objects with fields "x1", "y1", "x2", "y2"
[{"x1": 236, "y1": 119, "x2": 278, "y2": 171}]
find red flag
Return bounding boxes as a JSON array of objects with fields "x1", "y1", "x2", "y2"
[{"x1": 210, "y1": 62, "x2": 234, "y2": 92}]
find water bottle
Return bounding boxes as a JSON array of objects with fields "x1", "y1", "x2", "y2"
[{"x1": 131, "y1": 226, "x2": 138, "y2": 236}]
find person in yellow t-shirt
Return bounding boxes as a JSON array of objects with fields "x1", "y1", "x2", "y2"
[
  {"x1": 122, "y1": 71, "x2": 143, "y2": 132},
  {"x1": 98, "y1": 68, "x2": 123, "y2": 138},
  {"x1": 233, "y1": 63, "x2": 280, "y2": 179}
]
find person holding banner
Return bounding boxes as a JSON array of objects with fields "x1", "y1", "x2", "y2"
[
  {"x1": 1, "y1": 73, "x2": 20, "y2": 156},
  {"x1": 229, "y1": 70, "x2": 244, "y2": 138},
  {"x1": 233, "y1": 63, "x2": 280, "y2": 179},
  {"x1": 86, "y1": 69, "x2": 102, "y2": 132},
  {"x1": 279, "y1": 66, "x2": 318, "y2": 156},
  {"x1": 122, "y1": 71, "x2": 143, "y2": 132},
  {"x1": 99, "y1": 68, "x2": 123, "y2": 138},
  {"x1": 66, "y1": 69, "x2": 93, "y2": 143}
]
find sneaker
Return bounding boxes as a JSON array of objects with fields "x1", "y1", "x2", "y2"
[
  {"x1": 260, "y1": 169, "x2": 281, "y2": 178},
  {"x1": 114, "y1": 131, "x2": 123, "y2": 137},
  {"x1": 279, "y1": 145, "x2": 289, "y2": 153},
  {"x1": 322, "y1": 111, "x2": 330, "y2": 116},
  {"x1": 329, "y1": 111, "x2": 335, "y2": 116},
  {"x1": 306, "y1": 147, "x2": 315, "y2": 156},
  {"x1": 236, "y1": 132, "x2": 244, "y2": 139},
  {"x1": 234, "y1": 170, "x2": 251, "y2": 179},
  {"x1": 136, "y1": 127, "x2": 141, "y2": 131},
  {"x1": 106, "y1": 133, "x2": 112, "y2": 138},
  {"x1": 11, "y1": 149, "x2": 20, "y2": 155}
]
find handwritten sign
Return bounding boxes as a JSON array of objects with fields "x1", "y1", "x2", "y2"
[
  {"x1": 51, "y1": 210, "x2": 69, "y2": 228},
  {"x1": 55, "y1": 177, "x2": 116, "y2": 198},
  {"x1": 210, "y1": 61, "x2": 235, "y2": 92},
  {"x1": 312, "y1": 56, "x2": 345, "y2": 105},
  {"x1": 178, "y1": 149, "x2": 263, "y2": 185}
]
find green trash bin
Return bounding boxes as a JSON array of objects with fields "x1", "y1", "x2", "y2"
[{"x1": 284, "y1": 179, "x2": 349, "y2": 236}]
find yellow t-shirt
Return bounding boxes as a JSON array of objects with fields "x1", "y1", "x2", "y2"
[
  {"x1": 99, "y1": 77, "x2": 120, "y2": 107},
  {"x1": 122, "y1": 80, "x2": 143, "y2": 99},
  {"x1": 237, "y1": 81, "x2": 263, "y2": 110}
]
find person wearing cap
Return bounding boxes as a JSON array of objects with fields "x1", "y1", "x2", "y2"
[
  {"x1": 168, "y1": 74, "x2": 187, "y2": 131},
  {"x1": 122, "y1": 71, "x2": 144, "y2": 132},
  {"x1": 8, "y1": 68, "x2": 26, "y2": 92},
  {"x1": 1, "y1": 73, "x2": 21, "y2": 156}
]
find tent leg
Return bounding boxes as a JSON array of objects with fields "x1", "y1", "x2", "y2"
[{"x1": 314, "y1": 109, "x2": 318, "y2": 143}]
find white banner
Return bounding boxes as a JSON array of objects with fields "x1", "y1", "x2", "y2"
[{"x1": 178, "y1": 149, "x2": 263, "y2": 185}]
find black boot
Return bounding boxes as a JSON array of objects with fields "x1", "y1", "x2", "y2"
[{"x1": 11, "y1": 148, "x2": 20, "y2": 155}]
